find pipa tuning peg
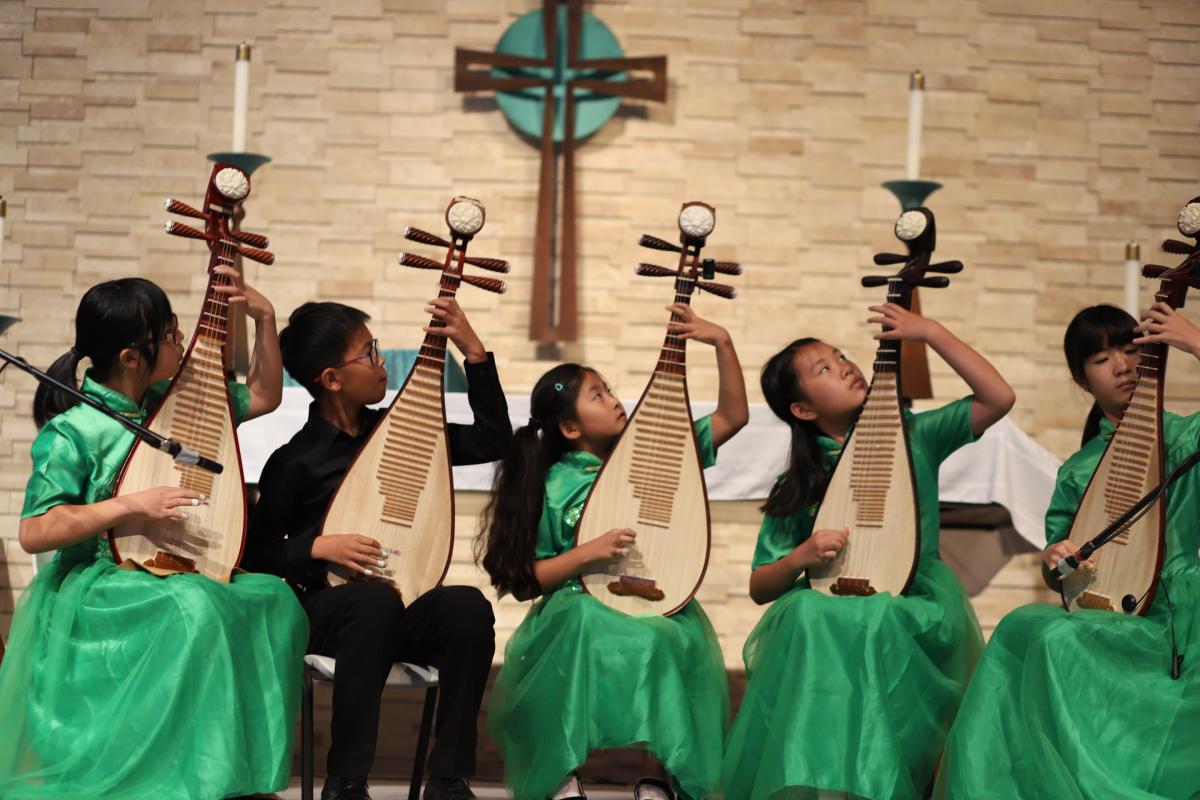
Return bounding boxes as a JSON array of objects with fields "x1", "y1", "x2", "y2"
[
  {"x1": 164, "y1": 221, "x2": 209, "y2": 241},
  {"x1": 399, "y1": 252, "x2": 443, "y2": 270},
  {"x1": 462, "y1": 274, "x2": 506, "y2": 294},
  {"x1": 697, "y1": 281, "x2": 737, "y2": 299},
  {"x1": 710, "y1": 260, "x2": 742, "y2": 276},
  {"x1": 636, "y1": 263, "x2": 675, "y2": 278},
  {"x1": 237, "y1": 245, "x2": 275, "y2": 265},
  {"x1": 405, "y1": 227, "x2": 451, "y2": 249},
  {"x1": 861, "y1": 275, "x2": 889, "y2": 288},
  {"x1": 926, "y1": 260, "x2": 963, "y2": 274},
  {"x1": 1143, "y1": 263, "x2": 1172, "y2": 279},
  {"x1": 232, "y1": 229, "x2": 269, "y2": 249},
  {"x1": 465, "y1": 255, "x2": 510, "y2": 273},
  {"x1": 1162, "y1": 239, "x2": 1194, "y2": 255},
  {"x1": 638, "y1": 234, "x2": 682, "y2": 253},
  {"x1": 917, "y1": 276, "x2": 950, "y2": 289},
  {"x1": 873, "y1": 252, "x2": 908, "y2": 266},
  {"x1": 165, "y1": 198, "x2": 205, "y2": 219}
]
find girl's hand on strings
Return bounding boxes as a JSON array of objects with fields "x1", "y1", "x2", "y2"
[
  {"x1": 792, "y1": 528, "x2": 848, "y2": 570},
  {"x1": 212, "y1": 264, "x2": 276, "y2": 323},
  {"x1": 585, "y1": 528, "x2": 637, "y2": 563},
  {"x1": 121, "y1": 487, "x2": 207, "y2": 522},
  {"x1": 869, "y1": 303, "x2": 940, "y2": 343},
  {"x1": 667, "y1": 304, "x2": 731, "y2": 348},
  {"x1": 1133, "y1": 302, "x2": 1200, "y2": 358}
]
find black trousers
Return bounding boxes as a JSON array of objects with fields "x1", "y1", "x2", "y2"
[{"x1": 303, "y1": 581, "x2": 496, "y2": 781}]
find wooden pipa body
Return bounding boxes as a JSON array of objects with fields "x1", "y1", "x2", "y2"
[
  {"x1": 110, "y1": 164, "x2": 273, "y2": 581},
  {"x1": 809, "y1": 208, "x2": 962, "y2": 598},
  {"x1": 1060, "y1": 204, "x2": 1200, "y2": 614},
  {"x1": 319, "y1": 197, "x2": 507, "y2": 602},
  {"x1": 575, "y1": 202, "x2": 740, "y2": 617}
]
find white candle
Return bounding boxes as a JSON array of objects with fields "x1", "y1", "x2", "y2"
[
  {"x1": 232, "y1": 43, "x2": 250, "y2": 153},
  {"x1": 1125, "y1": 241, "x2": 1140, "y2": 319},
  {"x1": 906, "y1": 70, "x2": 924, "y2": 180}
]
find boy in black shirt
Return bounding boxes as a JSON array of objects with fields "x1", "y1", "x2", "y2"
[{"x1": 246, "y1": 300, "x2": 511, "y2": 800}]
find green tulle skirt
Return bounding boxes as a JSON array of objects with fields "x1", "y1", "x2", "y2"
[
  {"x1": 487, "y1": 585, "x2": 730, "y2": 800},
  {"x1": 721, "y1": 559, "x2": 983, "y2": 800},
  {"x1": 0, "y1": 545, "x2": 308, "y2": 799},
  {"x1": 934, "y1": 568, "x2": 1200, "y2": 800}
]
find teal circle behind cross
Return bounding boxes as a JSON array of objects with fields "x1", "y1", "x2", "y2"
[{"x1": 492, "y1": 6, "x2": 627, "y2": 143}]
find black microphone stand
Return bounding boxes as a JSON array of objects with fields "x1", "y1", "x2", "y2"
[{"x1": 1055, "y1": 448, "x2": 1200, "y2": 580}]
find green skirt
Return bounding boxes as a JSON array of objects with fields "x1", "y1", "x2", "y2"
[
  {"x1": 934, "y1": 568, "x2": 1200, "y2": 800},
  {"x1": 0, "y1": 546, "x2": 308, "y2": 799},
  {"x1": 721, "y1": 559, "x2": 983, "y2": 800},
  {"x1": 487, "y1": 585, "x2": 729, "y2": 800}
]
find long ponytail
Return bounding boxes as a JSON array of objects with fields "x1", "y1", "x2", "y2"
[{"x1": 475, "y1": 363, "x2": 589, "y2": 599}]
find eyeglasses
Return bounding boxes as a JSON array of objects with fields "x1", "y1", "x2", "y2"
[{"x1": 315, "y1": 338, "x2": 382, "y2": 381}]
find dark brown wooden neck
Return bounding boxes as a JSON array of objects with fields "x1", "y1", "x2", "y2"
[
  {"x1": 197, "y1": 240, "x2": 238, "y2": 346},
  {"x1": 656, "y1": 273, "x2": 696, "y2": 378},
  {"x1": 415, "y1": 247, "x2": 464, "y2": 375},
  {"x1": 870, "y1": 277, "x2": 907, "y2": 379}
]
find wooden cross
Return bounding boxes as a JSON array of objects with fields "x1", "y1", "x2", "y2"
[{"x1": 455, "y1": 0, "x2": 667, "y2": 356}]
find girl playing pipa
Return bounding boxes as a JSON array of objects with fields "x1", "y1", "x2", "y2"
[
  {"x1": 722, "y1": 208, "x2": 1014, "y2": 800},
  {"x1": 476, "y1": 202, "x2": 749, "y2": 800},
  {"x1": 936, "y1": 200, "x2": 1200, "y2": 800}
]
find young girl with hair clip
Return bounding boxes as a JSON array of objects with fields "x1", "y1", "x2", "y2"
[
  {"x1": 934, "y1": 303, "x2": 1200, "y2": 799},
  {"x1": 0, "y1": 271, "x2": 307, "y2": 800},
  {"x1": 721, "y1": 302, "x2": 1015, "y2": 800},
  {"x1": 475, "y1": 304, "x2": 749, "y2": 800}
]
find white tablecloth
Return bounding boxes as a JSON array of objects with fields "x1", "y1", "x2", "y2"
[{"x1": 237, "y1": 389, "x2": 1061, "y2": 548}]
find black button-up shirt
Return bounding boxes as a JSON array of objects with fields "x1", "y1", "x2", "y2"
[{"x1": 244, "y1": 353, "x2": 512, "y2": 597}]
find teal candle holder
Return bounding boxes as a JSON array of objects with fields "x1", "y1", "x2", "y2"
[
  {"x1": 206, "y1": 152, "x2": 271, "y2": 175},
  {"x1": 882, "y1": 179, "x2": 942, "y2": 211}
]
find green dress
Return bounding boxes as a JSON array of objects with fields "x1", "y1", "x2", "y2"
[
  {"x1": 722, "y1": 396, "x2": 985, "y2": 800},
  {"x1": 488, "y1": 416, "x2": 730, "y2": 800},
  {"x1": 0, "y1": 374, "x2": 308, "y2": 800},
  {"x1": 935, "y1": 412, "x2": 1200, "y2": 800}
]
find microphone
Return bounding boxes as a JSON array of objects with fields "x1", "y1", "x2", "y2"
[
  {"x1": 158, "y1": 439, "x2": 224, "y2": 474},
  {"x1": 1053, "y1": 543, "x2": 1093, "y2": 577},
  {"x1": 1053, "y1": 553, "x2": 1080, "y2": 577}
]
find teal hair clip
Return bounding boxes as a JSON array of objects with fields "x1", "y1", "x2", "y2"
[{"x1": 555, "y1": 382, "x2": 564, "y2": 391}]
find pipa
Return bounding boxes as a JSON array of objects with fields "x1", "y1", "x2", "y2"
[
  {"x1": 319, "y1": 197, "x2": 507, "y2": 601},
  {"x1": 809, "y1": 207, "x2": 962, "y2": 598},
  {"x1": 109, "y1": 163, "x2": 274, "y2": 580},
  {"x1": 1061, "y1": 197, "x2": 1200, "y2": 614},
  {"x1": 574, "y1": 201, "x2": 741, "y2": 617}
]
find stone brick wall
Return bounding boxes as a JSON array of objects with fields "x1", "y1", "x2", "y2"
[{"x1": 2, "y1": 1, "x2": 1198, "y2": 655}]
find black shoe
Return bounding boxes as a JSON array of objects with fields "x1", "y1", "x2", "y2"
[
  {"x1": 423, "y1": 776, "x2": 476, "y2": 800},
  {"x1": 321, "y1": 775, "x2": 372, "y2": 800}
]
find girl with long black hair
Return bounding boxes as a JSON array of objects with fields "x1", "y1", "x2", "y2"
[
  {"x1": 0, "y1": 271, "x2": 307, "y2": 800},
  {"x1": 722, "y1": 302, "x2": 1014, "y2": 800},
  {"x1": 475, "y1": 303, "x2": 749, "y2": 800}
]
